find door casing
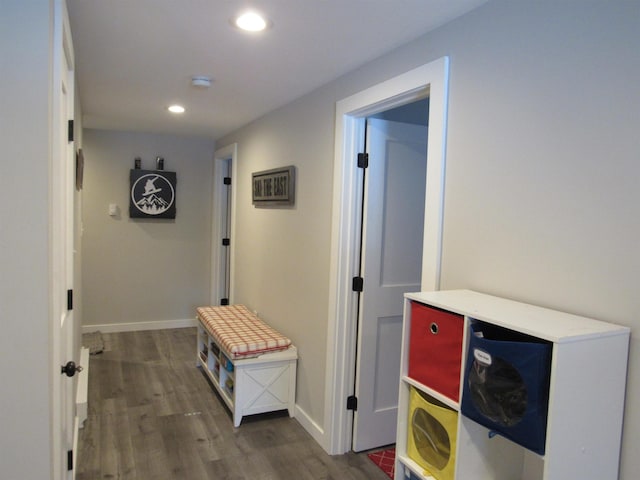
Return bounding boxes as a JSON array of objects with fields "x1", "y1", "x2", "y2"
[
  {"x1": 210, "y1": 143, "x2": 238, "y2": 305},
  {"x1": 51, "y1": 0, "x2": 76, "y2": 478},
  {"x1": 324, "y1": 57, "x2": 450, "y2": 454}
]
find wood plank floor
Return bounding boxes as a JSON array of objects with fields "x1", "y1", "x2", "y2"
[{"x1": 76, "y1": 328, "x2": 392, "y2": 480}]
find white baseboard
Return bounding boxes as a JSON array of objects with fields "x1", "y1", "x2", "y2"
[
  {"x1": 294, "y1": 403, "x2": 328, "y2": 453},
  {"x1": 82, "y1": 317, "x2": 197, "y2": 334}
]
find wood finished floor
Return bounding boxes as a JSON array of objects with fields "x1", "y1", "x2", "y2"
[{"x1": 76, "y1": 328, "x2": 391, "y2": 480}]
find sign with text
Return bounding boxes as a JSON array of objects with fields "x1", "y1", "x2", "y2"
[{"x1": 252, "y1": 166, "x2": 295, "y2": 206}]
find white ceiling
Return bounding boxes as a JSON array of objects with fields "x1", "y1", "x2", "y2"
[{"x1": 67, "y1": 0, "x2": 486, "y2": 140}]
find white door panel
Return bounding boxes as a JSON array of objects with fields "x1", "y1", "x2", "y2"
[
  {"x1": 52, "y1": 2, "x2": 76, "y2": 478},
  {"x1": 353, "y1": 118, "x2": 427, "y2": 451}
]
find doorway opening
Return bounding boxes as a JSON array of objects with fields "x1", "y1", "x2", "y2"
[
  {"x1": 351, "y1": 102, "x2": 429, "y2": 452},
  {"x1": 211, "y1": 143, "x2": 238, "y2": 306},
  {"x1": 324, "y1": 57, "x2": 449, "y2": 455}
]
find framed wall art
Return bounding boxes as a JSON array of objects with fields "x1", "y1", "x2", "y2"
[
  {"x1": 129, "y1": 169, "x2": 177, "y2": 219},
  {"x1": 252, "y1": 165, "x2": 295, "y2": 207}
]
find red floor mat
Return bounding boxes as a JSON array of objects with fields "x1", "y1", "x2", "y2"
[{"x1": 367, "y1": 447, "x2": 395, "y2": 479}]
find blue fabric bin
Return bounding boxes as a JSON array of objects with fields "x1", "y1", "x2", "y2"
[{"x1": 461, "y1": 321, "x2": 552, "y2": 454}]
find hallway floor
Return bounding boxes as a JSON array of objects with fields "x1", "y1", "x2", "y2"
[{"x1": 76, "y1": 328, "x2": 390, "y2": 479}]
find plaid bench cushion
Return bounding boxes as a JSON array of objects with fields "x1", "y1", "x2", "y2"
[{"x1": 197, "y1": 304, "x2": 292, "y2": 359}]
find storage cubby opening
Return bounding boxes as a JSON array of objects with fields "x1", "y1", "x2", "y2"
[
  {"x1": 456, "y1": 415, "x2": 544, "y2": 480},
  {"x1": 468, "y1": 319, "x2": 553, "y2": 346},
  {"x1": 408, "y1": 301, "x2": 464, "y2": 402},
  {"x1": 462, "y1": 320, "x2": 553, "y2": 455},
  {"x1": 407, "y1": 387, "x2": 458, "y2": 480}
]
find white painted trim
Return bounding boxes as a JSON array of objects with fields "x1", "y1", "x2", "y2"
[
  {"x1": 82, "y1": 318, "x2": 196, "y2": 334},
  {"x1": 210, "y1": 143, "x2": 238, "y2": 305},
  {"x1": 421, "y1": 60, "x2": 449, "y2": 291},
  {"x1": 51, "y1": 2, "x2": 76, "y2": 478},
  {"x1": 72, "y1": 416, "x2": 79, "y2": 480},
  {"x1": 324, "y1": 57, "x2": 450, "y2": 455},
  {"x1": 294, "y1": 403, "x2": 327, "y2": 450}
]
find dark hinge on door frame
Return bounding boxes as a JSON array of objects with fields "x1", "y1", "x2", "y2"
[
  {"x1": 220, "y1": 298, "x2": 229, "y2": 306},
  {"x1": 223, "y1": 176, "x2": 231, "y2": 185},
  {"x1": 357, "y1": 152, "x2": 368, "y2": 169},
  {"x1": 350, "y1": 125, "x2": 369, "y2": 428},
  {"x1": 222, "y1": 238, "x2": 230, "y2": 246},
  {"x1": 67, "y1": 449, "x2": 73, "y2": 471},
  {"x1": 67, "y1": 289, "x2": 73, "y2": 311},
  {"x1": 68, "y1": 120, "x2": 74, "y2": 142}
]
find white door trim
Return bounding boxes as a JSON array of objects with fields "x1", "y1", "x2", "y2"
[
  {"x1": 323, "y1": 57, "x2": 449, "y2": 454},
  {"x1": 51, "y1": 1, "x2": 76, "y2": 478},
  {"x1": 210, "y1": 143, "x2": 238, "y2": 305}
]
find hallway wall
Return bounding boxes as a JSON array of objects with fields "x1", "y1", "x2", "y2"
[
  {"x1": 1, "y1": 1, "x2": 54, "y2": 477},
  {"x1": 219, "y1": 92, "x2": 336, "y2": 427},
  {"x1": 81, "y1": 129, "x2": 215, "y2": 329},
  {"x1": 218, "y1": 1, "x2": 640, "y2": 476}
]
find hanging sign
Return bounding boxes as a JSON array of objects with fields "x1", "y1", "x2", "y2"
[
  {"x1": 129, "y1": 169, "x2": 177, "y2": 219},
  {"x1": 252, "y1": 166, "x2": 295, "y2": 206}
]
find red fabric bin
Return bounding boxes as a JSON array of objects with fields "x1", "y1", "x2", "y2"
[{"x1": 408, "y1": 301, "x2": 464, "y2": 401}]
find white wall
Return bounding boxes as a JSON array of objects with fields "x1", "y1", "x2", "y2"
[
  {"x1": 81, "y1": 129, "x2": 214, "y2": 330},
  {"x1": 218, "y1": 1, "x2": 640, "y2": 477},
  {"x1": 0, "y1": 1, "x2": 54, "y2": 478},
  {"x1": 224, "y1": 90, "x2": 336, "y2": 425}
]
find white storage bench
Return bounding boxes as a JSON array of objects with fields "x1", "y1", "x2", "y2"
[{"x1": 196, "y1": 304, "x2": 297, "y2": 427}]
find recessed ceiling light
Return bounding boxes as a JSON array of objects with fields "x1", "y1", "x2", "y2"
[
  {"x1": 232, "y1": 11, "x2": 270, "y2": 32},
  {"x1": 168, "y1": 105, "x2": 185, "y2": 114}
]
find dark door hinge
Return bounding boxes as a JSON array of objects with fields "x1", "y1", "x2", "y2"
[
  {"x1": 67, "y1": 449, "x2": 73, "y2": 471},
  {"x1": 347, "y1": 395, "x2": 358, "y2": 411},
  {"x1": 220, "y1": 298, "x2": 229, "y2": 306},
  {"x1": 67, "y1": 289, "x2": 73, "y2": 311},
  {"x1": 68, "y1": 120, "x2": 74, "y2": 142},
  {"x1": 357, "y1": 152, "x2": 368, "y2": 169},
  {"x1": 222, "y1": 238, "x2": 230, "y2": 246},
  {"x1": 352, "y1": 276, "x2": 364, "y2": 292},
  {"x1": 223, "y1": 177, "x2": 232, "y2": 185}
]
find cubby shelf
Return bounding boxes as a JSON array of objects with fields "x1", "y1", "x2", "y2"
[{"x1": 395, "y1": 289, "x2": 630, "y2": 480}]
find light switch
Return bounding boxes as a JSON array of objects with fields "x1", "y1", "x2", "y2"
[{"x1": 108, "y1": 204, "x2": 118, "y2": 216}]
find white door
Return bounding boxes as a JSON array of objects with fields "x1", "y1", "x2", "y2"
[
  {"x1": 211, "y1": 144, "x2": 236, "y2": 306},
  {"x1": 352, "y1": 118, "x2": 427, "y2": 451},
  {"x1": 52, "y1": 1, "x2": 77, "y2": 478}
]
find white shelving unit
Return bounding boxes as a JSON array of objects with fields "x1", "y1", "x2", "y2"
[
  {"x1": 196, "y1": 322, "x2": 297, "y2": 427},
  {"x1": 395, "y1": 289, "x2": 630, "y2": 480}
]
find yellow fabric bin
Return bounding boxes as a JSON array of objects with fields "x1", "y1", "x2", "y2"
[{"x1": 407, "y1": 387, "x2": 457, "y2": 480}]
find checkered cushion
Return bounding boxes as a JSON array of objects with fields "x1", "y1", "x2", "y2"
[{"x1": 197, "y1": 305, "x2": 292, "y2": 358}]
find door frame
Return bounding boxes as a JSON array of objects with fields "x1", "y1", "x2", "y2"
[
  {"x1": 323, "y1": 57, "x2": 450, "y2": 454},
  {"x1": 210, "y1": 143, "x2": 238, "y2": 305},
  {"x1": 51, "y1": 0, "x2": 76, "y2": 478}
]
